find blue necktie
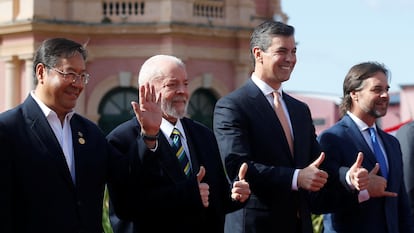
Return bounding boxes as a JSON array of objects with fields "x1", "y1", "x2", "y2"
[
  {"x1": 368, "y1": 127, "x2": 388, "y2": 179},
  {"x1": 171, "y1": 128, "x2": 191, "y2": 177}
]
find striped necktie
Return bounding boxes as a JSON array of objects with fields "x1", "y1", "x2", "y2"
[{"x1": 171, "y1": 128, "x2": 191, "y2": 177}]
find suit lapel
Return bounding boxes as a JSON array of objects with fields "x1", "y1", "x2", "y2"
[
  {"x1": 245, "y1": 80, "x2": 294, "y2": 160},
  {"x1": 341, "y1": 115, "x2": 378, "y2": 167},
  {"x1": 156, "y1": 132, "x2": 188, "y2": 182},
  {"x1": 70, "y1": 115, "x2": 88, "y2": 186},
  {"x1": 23, "y1": 96, "x2": 75, "y2": 187},
  {"x1": 377, "y1": 130, "x2": 394, "y2": 182},
  {"x1": 181, "y1": 119, "x2": 201, "y2": 173}
]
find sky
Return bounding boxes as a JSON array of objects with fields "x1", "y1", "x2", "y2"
[{"x1": 281, "y1": 0, "x2": 414, "y2": 96}]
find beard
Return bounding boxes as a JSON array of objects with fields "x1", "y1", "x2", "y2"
[{"x1": 162, "y1": 95, "x2": 188, "y2": 119}]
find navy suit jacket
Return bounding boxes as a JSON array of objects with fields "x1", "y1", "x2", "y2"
[
  {"x1": 0, "y1": 95, "x2": 125, "y2": 233},
  {"x1": 213, "y1": 79, "x2": 321, "y2": 233},
  {"x1": 315, "y1": 114, "x2": 414, "y2": 233},
  {"x1": 107, "y1": 117, "x2": 241, "y2": 233}
]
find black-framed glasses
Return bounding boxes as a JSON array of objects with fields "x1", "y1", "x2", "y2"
[{"x1": 48, "y1": 66, "x2": 90, "y2": 85}]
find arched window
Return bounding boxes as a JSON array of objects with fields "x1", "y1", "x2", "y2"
[
  {"x1": 188, "y1": 88, "x2": 218, "y2": 129},
  {"x1": 98, "y1": 87, "x2": 137, "y2": 135}
]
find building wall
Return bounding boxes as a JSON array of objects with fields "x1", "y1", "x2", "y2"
[
  {"x1": 1, "y1": 0, "x2": 280, "y2": 121},
  {"x1": 1, "y1": 0, "x2": 412, "y2": 133}
]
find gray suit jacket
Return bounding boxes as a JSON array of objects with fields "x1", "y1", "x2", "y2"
[{"x1": 395, "y1": 121, "x2": 414, "y2": 223}]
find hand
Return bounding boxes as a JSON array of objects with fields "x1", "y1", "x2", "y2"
[
  {"x1": 367, "y1": 164, "x2": 397, "y2": 198},
  {"x1": 297, "y1": 152, "x2": 329, "y2": 192},
  {"x1": 231, "y1": 163, "x2": 250, "y2": 202},
  {"x1": 349, "y1": 152, "x2": 369, "y2": 191},
  {"x1": 197, "y1": 166, "x2": 209, "y2": 207},
  {"x1": 131, "y1": 82, "x2": 162, "y2": 137}
]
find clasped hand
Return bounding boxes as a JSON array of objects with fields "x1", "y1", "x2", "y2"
[{"x1": 349, "y1": 152, "x2": 397, "y2": 198}]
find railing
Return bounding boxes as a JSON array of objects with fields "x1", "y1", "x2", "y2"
[
  {"x1": 101, "y1": 0, "x2": 225, "y2": 23},
  {"x1": 102, "y1": 1, "x2": 145, "y2": 21},
  {"x1": 193, "y1": 1, "x2": 224, "y2": 18}
]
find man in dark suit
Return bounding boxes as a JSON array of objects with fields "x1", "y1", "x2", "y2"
[
  {"x1": 107, "y1": 54, "x2": 250, "y2": 233},
  {"x1": 316, "y1": 62, "x2": 414, "y2": 233},
  {"x1": 0, "y1": 38, "x2": 126, "y2": 233},
  {"x1": 396, "y1": 121, "x2": 414, "y2": 222},
  {"x1": 213, "y1": 20, "x2": 328, "y2": 233}
]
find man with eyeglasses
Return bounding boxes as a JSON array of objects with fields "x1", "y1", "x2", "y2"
[{"x1": 0, "y1": 37, "x2": 128, "y2": 233}]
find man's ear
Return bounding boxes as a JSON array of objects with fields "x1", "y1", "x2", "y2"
[
  {"x1": 252, "y1": 47, "x2": 262, "y2": 63},
  {"x1": 36, "y1": 63, "x2": 47, "y2": 84},
  {"x1": 350, "y1": 90, "x2": 358, "y2": 102}
]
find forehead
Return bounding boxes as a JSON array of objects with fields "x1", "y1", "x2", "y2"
[
  {"x1": 363, "y1": 71, "x2": 388, "y2": 87},
  {"x1": 161, "y1": 66, "x2": 187, "y2": 82},
  {"x1": 268, "y1": 35, "x2": 296, "y2": 49},
  {"x1": 57, "y1": 52, "x2": 86, "y2": 70}
]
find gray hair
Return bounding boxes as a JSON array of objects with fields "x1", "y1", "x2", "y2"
[
  {"x1": 250, "y1": 21, "x2": 295, "y2": 66},
  {"x1": 138, "y1": 55, "x2": 185, "y2": 86}
]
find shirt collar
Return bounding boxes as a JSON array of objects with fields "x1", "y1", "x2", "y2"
[
  {"x1": 161, "y1": 118, "x2": 186, "y2": 140},
  {"x1": 30, "y1": 91, "x2": 75, "y2": 120},
  {"x1": 251, "y1": 75, "x2": 284, "y2": 97},
  {"x1": 347, "y1": 111, "x2": 376, "y2": 132}
]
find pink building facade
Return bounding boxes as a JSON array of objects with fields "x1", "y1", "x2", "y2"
[{"x1": 0, "y1": 0, "x2": 412, "y2": 134}]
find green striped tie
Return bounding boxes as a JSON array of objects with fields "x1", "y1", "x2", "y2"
[{"x1": 171, "y1": 128, "x2": 191, "y2": 177}]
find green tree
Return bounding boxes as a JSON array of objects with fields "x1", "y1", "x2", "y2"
[{"x1": 102, "y1": 186, "x2": 114, "y2": 233}]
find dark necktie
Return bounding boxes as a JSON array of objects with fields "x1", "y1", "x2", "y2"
[
  {"x1": 368, "y1": 127, "x2": 388, "y2": 179},
  {"x1": 171, "y1": 128, "x2": 191, "y2": 177}
]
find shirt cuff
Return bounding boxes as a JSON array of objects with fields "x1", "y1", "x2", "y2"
[
  {"x1": 149, "y1": 140, "x2": 158, "y2": 152},
  {"x1": 292, "y1": 169, "x2": 300, "y2": 190},
  {"x1": 346, "y1": 170, "x2": 370, "y2": 202},
  {"x1": 358, "y1": 189, "x2": 370, "y2": 202}
]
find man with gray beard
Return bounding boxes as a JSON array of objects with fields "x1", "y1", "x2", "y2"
[{"x1": 106, "y1": 55, "x2": 250, "y2": 233}]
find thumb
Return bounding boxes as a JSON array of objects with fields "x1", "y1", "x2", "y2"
[
  {"x1": 197, "y1": 166, "x2": 206, "y2": 183},
  {"x1": 370, "y1": 163, "x2": 380, "y2": 175},
  {"x1": 238, "y1": 163, "x2": 248, "y2": 180},
  {"x1": 131, "y1": 101, "x2": 140, "y2": 116},
  {"x1": 351, "y1": 152, "x2": 364, "y2": 170},
  {"x1": 310, "y1": 152, "x2": 325, "y2": 168}
]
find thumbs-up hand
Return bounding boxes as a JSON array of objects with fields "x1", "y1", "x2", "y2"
[
  {"x1": 367, "y1": 163, "x2": 397, "y2": 198},
  {"x1": 349, "y1": 152, "x2": 369, "y2": 190},
  {"x1": 231, "y1": 163, "x2": 250, "y2": 202},
  {"x1": 197, "y1": 166, "x2": 209, "y2": 207},
  {"x1": 297, "y1": 152, "x2": 329, "y2": 192}
]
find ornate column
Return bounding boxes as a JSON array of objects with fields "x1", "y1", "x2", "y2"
[
  {"x1": 23, "y1": 57, "x2": 34, "y2": 95},
  {"x1": 4, "y1": 56, "x2": 20, "y2": 110}
]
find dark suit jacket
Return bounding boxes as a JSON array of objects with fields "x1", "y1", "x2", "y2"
[
  {"x1": 0, "y1": 95, "x2": 125, "y2": 233},
  {"x1": 107, "y1": 117, "x2": 241, "y2": 233},
  {"x1": 213, "y1": 79, "x2": 321, "y2": 233},
  {"x1": 315, "y1": 114, "x2": 414, "y2": 233},
  {"x1": 395, "y1": 121, "x2": 414, "y2": 224}
]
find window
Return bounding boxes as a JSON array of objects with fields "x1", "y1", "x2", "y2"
[
  {"x1": 188, "y1": 88, "x2": 218, "y2": 129},
  {"x1": 98, "y1": 87, "x2": 137, "y2": 135}
]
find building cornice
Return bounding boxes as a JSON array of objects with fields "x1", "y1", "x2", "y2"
[{"x1": 0, "y1": 20, "x2": 253, "y2": 39}]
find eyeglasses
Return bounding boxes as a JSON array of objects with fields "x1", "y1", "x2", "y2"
[{"x1": 48, "y1": 67, "x2": 90, "y2": 85}]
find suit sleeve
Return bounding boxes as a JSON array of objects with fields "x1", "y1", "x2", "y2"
[
  {"x1": 0, "y1": 120, "x2": 13, "y2": 233},
  {"x1": 214, "y1": 95, "x2": 295, "y2": 197},
  {"x1": 396, "y1": 123, "x2": 414, "y2": 220}
]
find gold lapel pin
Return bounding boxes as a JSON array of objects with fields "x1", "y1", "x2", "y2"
[{"x1": 78, "y1": 131, "x2": 85, "y2": 144}]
